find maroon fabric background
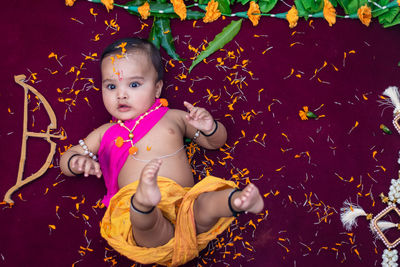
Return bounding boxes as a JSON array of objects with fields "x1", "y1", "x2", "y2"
[{"x1": 1, "y1": 0, "x2": 400, "y2": 266}]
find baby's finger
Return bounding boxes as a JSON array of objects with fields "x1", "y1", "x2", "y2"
[
  {"x1": 94, "y1": 163, "x2": 102, "y2": 178},
  {"x1": 183, "y1": 101, "x2": 194, "y2": 111},
  {"x1": 190, "y1": 107, "x2": 203, "y2": 120},
  {"x1": 83, "y1": 160, "x2": 92, "y2": 177},
  {"x1": 74, "y1": 157, "x2": 85, "y2": 172}
]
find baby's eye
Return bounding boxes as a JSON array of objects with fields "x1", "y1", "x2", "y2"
[
  {"x1": 129, "y1": 82, "x2": 140, "y2": 88},
  {"x1": 106, "y1": 84, "x2": 116, "y2": 90}
]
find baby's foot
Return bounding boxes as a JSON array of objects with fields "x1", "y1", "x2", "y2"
[
  {"x1": 232, "y1": 184, "x2": 264, "y2": 214},
  {"x1": 132, "y1": 159, "x2": 162, "y2": 213}
]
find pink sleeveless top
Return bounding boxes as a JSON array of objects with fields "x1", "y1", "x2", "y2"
[{"x1": 98, "y1": 99, "x2": 169, "y2": 206}]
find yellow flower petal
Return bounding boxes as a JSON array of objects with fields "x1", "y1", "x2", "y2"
[
  {"x1": 286, "y1": 6, "x2": 299, "y2": 28},
  {"x1": 357, "y1": 4, "x2": 371, "y2": 26},
  {"x1": 138, "y1": 2, "x2": 151, "y2": 20},
  {"x1": 323, "y1": 0, "x2": 336, "y2": 26},
  {"x1": 203, "y1": 0, "x2": 221, "y2": 23},
  {"x1": 247, "y1": 1, "x2": 261, "y2": 26}
]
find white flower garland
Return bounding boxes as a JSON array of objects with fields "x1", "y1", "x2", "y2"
[{"x1": 382, "y1": 249, "x2": 399, "y2": 267}]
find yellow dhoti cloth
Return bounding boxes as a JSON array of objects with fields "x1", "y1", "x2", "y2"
[{"x1": 100, "y1": 176, "x2": 237, "y2": 266}]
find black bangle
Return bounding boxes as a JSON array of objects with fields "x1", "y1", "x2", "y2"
[
  {"x1": 201, "y1": 120, "x2": 218, "y2": 137},
  {"x1": 228, "y1": 188, "x2": 244, "y2": 217},
  {"x1": 67, "y1": 154, "x2": 81, "y2": 176},
  {"x1": 130, "y1": 194, "x2": 155, "y2": 214}
]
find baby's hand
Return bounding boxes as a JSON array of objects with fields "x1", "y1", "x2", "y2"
[
  {"x1": 184, "y1": 101, "x2": 215, "y2": 134},
  {"x1": 70, "y1": 155, "x2": 102, "y2": 178}
]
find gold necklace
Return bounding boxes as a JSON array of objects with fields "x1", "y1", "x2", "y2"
[{"x1": 114, "y1": 98, "x2": 168, "y2": 155}]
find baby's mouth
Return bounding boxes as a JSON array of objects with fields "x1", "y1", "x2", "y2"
[{"x1": 118, "y1": 104, "x2": 131, "y2": 111}]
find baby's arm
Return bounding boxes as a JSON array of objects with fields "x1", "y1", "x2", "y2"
[
  {"x1": 183, "y1": 101, "x2": 227, "y2": 149},
  {"x1": 60, "y1": 123, "x2": 110, "y2": 178}
]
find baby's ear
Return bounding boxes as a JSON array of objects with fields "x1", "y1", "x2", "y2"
[{"x1": 155, "y1": 80, "x2": 163, "y2": 98}]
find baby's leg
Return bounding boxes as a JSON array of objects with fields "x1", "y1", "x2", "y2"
[
  {"x1": 130, "y1": 159, "x2": 174, "y2": 247},
  {"x1": 194, "y1": 183, "x2": 264, "y2": 234}
]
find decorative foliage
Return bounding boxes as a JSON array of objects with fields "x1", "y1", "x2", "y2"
[
  {"x1": 72, "y1": 0, "x2": 400, "y2": 71},
  {"x1": 188, "y1": 19, "x2": 243, "y2": 72}
]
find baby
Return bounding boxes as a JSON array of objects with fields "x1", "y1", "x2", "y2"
[{"x1": 60, "y1": 38, "x2": 264, "y2": 266}]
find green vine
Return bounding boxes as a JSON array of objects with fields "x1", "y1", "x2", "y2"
[{"x1": 79, "y1": 0, "x2": 400, "y2": 72}]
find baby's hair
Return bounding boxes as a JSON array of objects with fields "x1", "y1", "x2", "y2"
[{"x1": 101, "y1": 38, "x2": 164, "y2": 82}]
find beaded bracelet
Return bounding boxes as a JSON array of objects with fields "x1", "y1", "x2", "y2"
[
  {"x1": 192, "y1": 130, "x2": 201, "y2": 141},
  {"x1": 79, "y1": 139, "x2": 98, "y2": 161},
  {"x1": 201, "y1": 120, "x2": 218, "y2": 137}
]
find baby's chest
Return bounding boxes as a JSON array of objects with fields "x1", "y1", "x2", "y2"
[{"x1": 135, "y1": 120, "x2": 183, "y2": 149}]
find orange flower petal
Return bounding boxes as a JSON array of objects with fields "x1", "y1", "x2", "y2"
[
  {"x1": 65, "y1": 0, "x2": 76, "y2": 6},
  {"x1": 101, "y1": 0, "x2": 114, "y2": 12},
  {"x1": 160, "y1": 98, "x2": 169, "y2": 107},
  {"x1": 129, "y1": 146, "x2": 138, "y2": 155},
  {"x1": 138, "y1": 2, "x2": 151, "y2": 20},
  {"x1": 115, "y1": 136, "x2": 124, "y2": 147},
  {"x1": 203, "y1": 0, "x2": 221, "y2": 23},
  {"x1": 171, "y1": 0, "x2": 186, "y2": 20},
  {"x1": 357, "y1": 4, "x2": 371, "y2": 26},
  {"x1": 323, "y1": 0, "x2": 336, "y2": 26},
  {"x1": 247, "y1": 1, "x2": 261, "y2": 26},
  {"x1": 286, "y1": 6, "x2": 299, "y2": 28}
]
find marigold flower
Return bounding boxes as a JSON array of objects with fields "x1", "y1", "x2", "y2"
[
  {"x1": 286, "y1": 6, "x2": 299, "y2": 28},
  {"x1": 323, "y1": 0, "x2": 336, "y2": 26},
  {"x1": 129, "y1": 146, "x2": 138, "y2": 155},
  {"x1": 171, "y1": 0, "x2": 187, "y2": 20},
  {"x1": 160, "y1": 98, "x2": 169, "y2": 107},
  {"x1": 138, "y1": 2, "x2": 151, "y2": 20},
  {"x1": 357, "y1": 4, "x2": 372, "y2": 26},
  {"x1": 398, "y1": 0, "x2": 400, "y2": 6},
  {"x1": 247, "y1": 1, "x2": 261, "y2": 26},
  {"x1": 203, "y1": 0, "x2": 221, "y2": 23},
  {"x1": 299, "y1": 106, "x2": 309, "y2": 120},
  {"x1": 101, "y1": 0, "x2": 114, "y2": 13},
  {"x1": 65, "y1": 0, "x2": 76, "y2": 6},
  {"x1": 115, "y1": 136, "x2": 124, "y2": 147}
]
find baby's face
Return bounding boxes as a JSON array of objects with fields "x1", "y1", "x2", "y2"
[{"x1": 101, "y1": 52, "x2": 162, "y2": 121}]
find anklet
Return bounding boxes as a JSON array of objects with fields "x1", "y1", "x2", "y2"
[
  {"x1": 130, "y1": 194, "x2": 155, "y2": 214},
  {"x1": 201, "y1": 120, "x2": 218, "y2": 137},
  {"x1": 79, "y1": 139, "x2": 98, "y2": 161},
  {"x1": 228, "y1": 188, "x2": 244, "y2": 217},
  {"x1": 67, "y1": 154, "x2": 81, "y2": 176}
]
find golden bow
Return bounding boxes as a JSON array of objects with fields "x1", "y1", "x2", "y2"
[{"x1": 3, "y1": 75, "x2": 64, "y2": 204}]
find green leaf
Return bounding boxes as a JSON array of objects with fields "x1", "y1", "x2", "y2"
[
  {"x1": 217, "y1": 0, "x2": 232, "y2": 14},
  {"x1": 186, "y1": 10, "x2": 207, "y2": 19},
  {"x1": 125, "y1": 0, "x2": 146, "y2": 6},
  {"x1": 148, "y1": 21, "x2": 161, "y2": 49},
  {"x1": 372, "y1": 0, "x2": 390, "y2": 18},
  {"x1": 379, "y1": 6, "x2": 400, "y2": 24},
  {"x1": 154, "y1": 18, "x2": 183, "y2": 60},
  {"x1": 295, "y1": 0, "x2": 309, "y2": 17},
  {"x1": 301, "y1": 0, "x2": 323, "y2": 13},
  {"x1": 236, "y1": 0, "x2": 251, "y2": 5},
  {"x1": 189, "y1": 19, "x2": 242, "y2": 73},
  {"x1": 259, "y1": 0, "x2": 278, "y2": 13},
  {"x1": 336, "y1": 0, "x2": 365, "y2": 14},
  {"x1": 329, "y1": 0, "x2": 338, "y2": 7},
  {"x1": 383, "y1": 11, "x2": 400, "y2": 27}
]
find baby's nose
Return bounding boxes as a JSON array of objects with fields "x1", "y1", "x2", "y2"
[{"x1": 117, "y1": 89, "x2": 128, "y2": 99}]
